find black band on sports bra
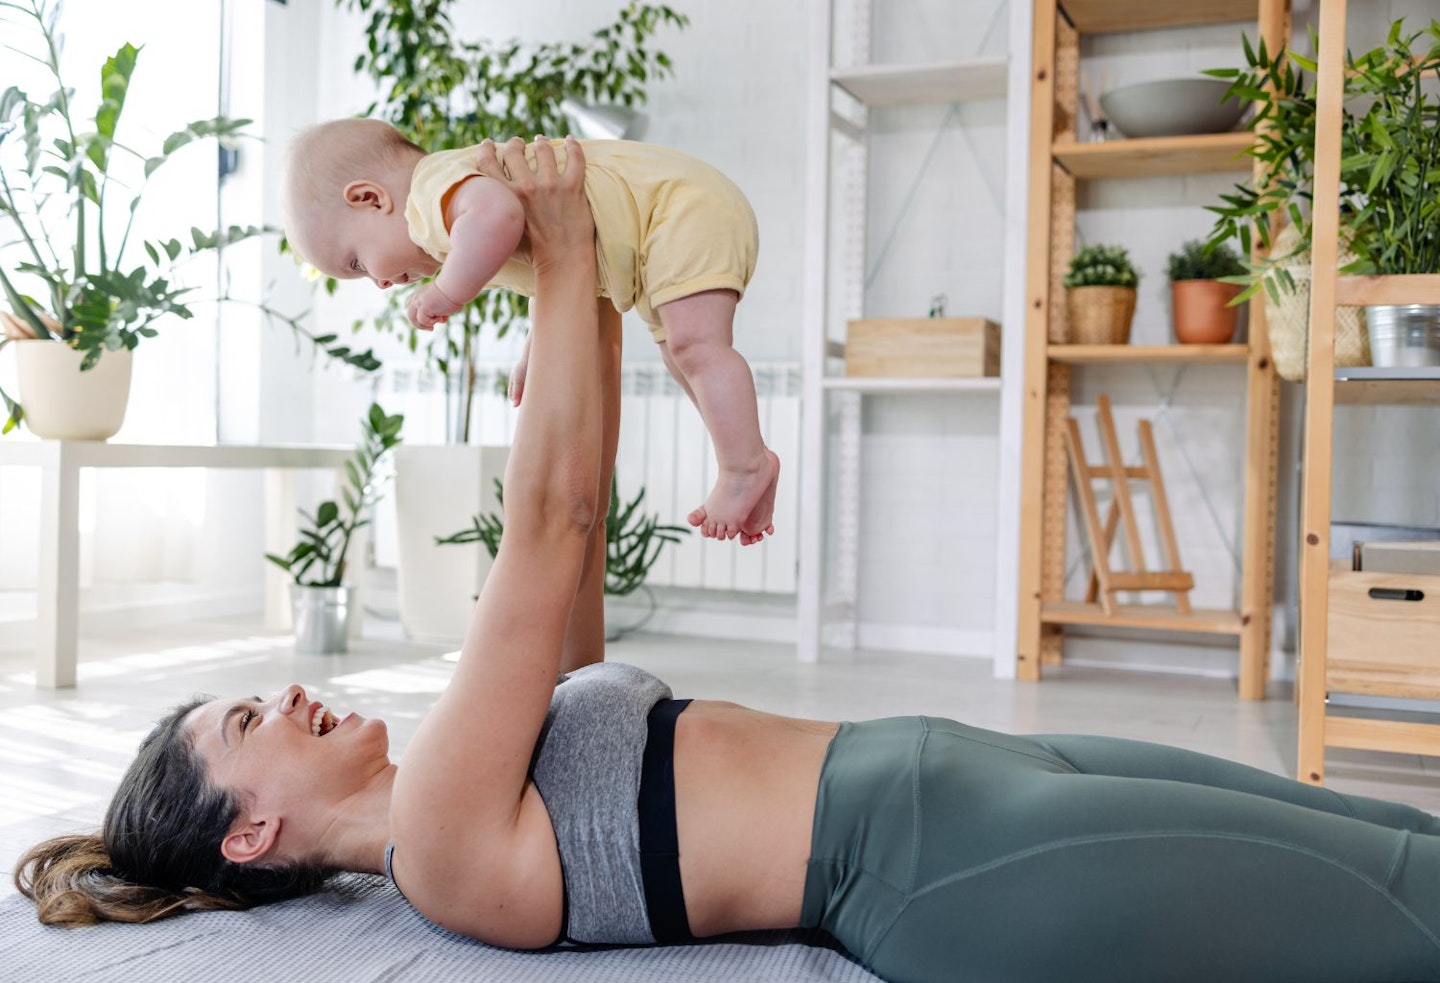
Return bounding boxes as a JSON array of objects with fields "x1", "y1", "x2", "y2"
[{"x1": 638, "y1": 697, "x2": 694, "y2": 944}]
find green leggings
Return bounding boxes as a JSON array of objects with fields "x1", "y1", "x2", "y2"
[{"x1": 800, "y1": 716, "x2": 1440, "y2": 983}]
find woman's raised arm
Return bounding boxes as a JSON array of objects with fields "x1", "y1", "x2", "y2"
[{"x1": 390, "y1": 137, "x2": 603, "y2": 944}]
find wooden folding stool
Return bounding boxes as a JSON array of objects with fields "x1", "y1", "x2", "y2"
[{"x1": 1064, "y1": 394, "x2": 1193, "y2": 616}]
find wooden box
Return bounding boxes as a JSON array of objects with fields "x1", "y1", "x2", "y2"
[
  {"x1": 845, "y1": 317, "x2": 1000, "y2": 378},
  {"x1": 1326, "y1": 567, "x2": 1440, "y2": 700}
]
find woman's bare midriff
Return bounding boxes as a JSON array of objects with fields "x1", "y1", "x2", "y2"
[{"x1": 672, "y1": 700, "x2": 839, "y2": 937}]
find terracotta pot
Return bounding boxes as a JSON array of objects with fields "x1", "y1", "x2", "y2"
[
  {"x1": 14, "y1": 340, "x2": 133, "y2": 440},
  {"x1": 1171, "y1": 280, "x2": 1243, "y2": 344},
  {"x1": 1065, "y1": 286, "x2": 1136, "y2": 344}
]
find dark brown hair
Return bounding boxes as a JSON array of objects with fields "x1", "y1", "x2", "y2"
[{"x1": 15, "y1": 699, "x2": 334, "y2": 926}]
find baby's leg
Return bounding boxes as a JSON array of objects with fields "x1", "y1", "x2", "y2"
[{"x1": 657, "y1": 290, "x2": 779, "y2": 543}]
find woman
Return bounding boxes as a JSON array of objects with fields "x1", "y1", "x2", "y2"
[{"x1": 18, "y1": 137, "x2": 1440, "y2": 983}]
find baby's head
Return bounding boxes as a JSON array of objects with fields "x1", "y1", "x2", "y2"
[{"x1": 282, "y1": 118, "x2": 428, "y2": 281}]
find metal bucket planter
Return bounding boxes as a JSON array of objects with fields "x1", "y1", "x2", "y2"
[
  {"x1": 290, "y1": 584, "x2": 355, "y2": 654},
  {"x1": 1365, "y1": 305, "x2": 1440, "y2": 368}
]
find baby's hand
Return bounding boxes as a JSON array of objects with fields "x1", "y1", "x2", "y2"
[{"x1": 406, "y1": 282, "x2": 463, "y2": 331}]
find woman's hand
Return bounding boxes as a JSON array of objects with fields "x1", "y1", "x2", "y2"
[{"x1": 475, "y1": 136, "x2": 593, "y2": 273}]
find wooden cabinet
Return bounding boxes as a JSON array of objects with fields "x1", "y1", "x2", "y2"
[
  {"x1": 1015, "y1": 0, "x2": 1289, "y2": 696},
  {"x1": 1294, "y1": 0, "x2": 1440, "y2": 782}
]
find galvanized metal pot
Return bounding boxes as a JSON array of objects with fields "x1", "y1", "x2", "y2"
[
  {"x1": 1365, "y1": 305, "x2": 1440, "y2": 368},
  {"x1": 290, "y1": 584, "x2": 354, "y2": 654}
]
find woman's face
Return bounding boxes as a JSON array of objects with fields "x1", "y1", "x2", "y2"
[{"x1": 186, "y1": 685, "x2": 390, "y2": 833}]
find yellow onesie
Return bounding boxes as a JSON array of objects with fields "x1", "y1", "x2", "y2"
[{"x1": 404, "y1": 140, "x2": 759, "y2": 342}]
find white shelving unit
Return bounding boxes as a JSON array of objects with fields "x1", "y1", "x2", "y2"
[{"x1": 798, "y1": 0, "x2": 1032, "y2": 669}]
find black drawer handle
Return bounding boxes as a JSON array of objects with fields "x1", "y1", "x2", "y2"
[{"x1": 1369, "y1": 587, "x2": 1424, "y2": 602}]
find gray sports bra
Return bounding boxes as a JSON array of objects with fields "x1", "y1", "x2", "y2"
[{"x1": 385, "y1": 661, "x2": 672, "y2": 945}]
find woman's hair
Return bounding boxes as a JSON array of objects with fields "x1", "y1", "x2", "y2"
[{"x1": 14, "y1": 699, "x2": 334, "y2": 927}]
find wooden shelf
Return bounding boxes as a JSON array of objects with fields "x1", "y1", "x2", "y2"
[
  {"x1": 1335, "y1": 366, "x2": 1440, "y2": 406},
  {"x1": 1048, "y1": 343, "x2": 1249, "y2": 364},
  {"x1": 823, "y1": 376, "x2": 1002, "y2": 394},
  {"x1": 1060, "y1": 0, "x2": 1260, "y2": 35},
  {"x1": 1018, "y1": 0, "x2": 1284, "y2": 698},
  {"x1": 830, "y1": 57, "x2": 1008, "y2": 107},
  {"x1": 1054, "y1": 132, "x2": 1252, "y2": 179},
  {"x1": 1041, "y1": 601, "x2": 1244, "y2": 635},
  {"x1": 1334, "y1": 273, "x2": 1440, "y2": 307}
]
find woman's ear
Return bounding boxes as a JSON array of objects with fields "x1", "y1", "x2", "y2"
[
  {"x1": 342, "y1": 179, "x2": 393, "y2": 212},
  {"x1": 220, "y1": 817, "x2": 280, "y2": 866}
]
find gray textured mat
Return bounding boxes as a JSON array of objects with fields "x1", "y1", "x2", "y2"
[{"x1": 0, "y1": 875, "x2": 881, "y2": 982}]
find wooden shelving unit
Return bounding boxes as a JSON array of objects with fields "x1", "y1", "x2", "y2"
[
  {"x1": 1015, "y1": 0, "x2": 1289, "y2": 698},
  {"x1": 1295, "y1": 0, "x2": 1440, "y2": 783}
]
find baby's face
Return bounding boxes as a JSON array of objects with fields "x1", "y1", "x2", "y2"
[{"x1": 302, "y1": 208, "x2": 440, "y2": 290}]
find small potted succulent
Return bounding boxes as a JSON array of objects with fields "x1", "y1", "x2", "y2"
[
  {"x1": 265, "y1": 403, "x2": 404, "y2": 653},
  {"x1": 1165, "y1": 239, "x2": 1246, "y2": 344},
  {"x1": 1062, "y1": 243, "x2": 1140, "y2": 344}
]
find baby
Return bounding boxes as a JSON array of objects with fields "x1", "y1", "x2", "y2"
[{"x1": 282, "y1": 119, "x2": 779, "y2": 545}]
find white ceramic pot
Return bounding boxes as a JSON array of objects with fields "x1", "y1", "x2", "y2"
[
  {"x1": 394, "y1": 444, "x2": 509, "y2": 642},
  {"x1": 14, "y1": 341, "x2": 133, "y2": 440}
]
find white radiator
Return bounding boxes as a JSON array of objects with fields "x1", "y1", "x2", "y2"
[
  {"x1": 377, "y1": 362, "x2": 799, "y2": 594},
  {"x1": 615, "y1": 362, "x2": 799, "y2": 595}
]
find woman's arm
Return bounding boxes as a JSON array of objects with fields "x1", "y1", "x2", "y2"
[{"x1": 391, "y1": 137, "x2": 601, "y2": 943}]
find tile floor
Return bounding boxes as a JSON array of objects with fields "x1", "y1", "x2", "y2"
[{"x1": 3, "y1": 616, "x2": 1438, "y2": 903}]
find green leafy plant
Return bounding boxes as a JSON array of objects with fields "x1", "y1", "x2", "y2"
[
  {"x1": 1063, "y1": 243, "x2": 1140, "y2": 289},
  {"x1": 0, "y1": 0, "x2": 379, "y2": 434},
  {"x1": 266, "y1": 403, "x2": 404, "y2": 587},
  {"x1": 1166, "y1": 239, "x2": 1247, "y2": 283},
  {"x1": 436, "y1": 475, "x2": 688, "y2": 597},
  {"x1": 329, "y1": 0, "x2": 688, "y2": 442},
  {"x1": 1206, "y1": 20, "x2": 1440, "y2": 302}
]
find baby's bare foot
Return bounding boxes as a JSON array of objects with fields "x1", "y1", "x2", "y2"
[
  {"x1": 688, "y1": 449, "x2": 780, "y2": 541},
  {"x1": 739, "y1": 450, "x2": 780, "y2": 545}
]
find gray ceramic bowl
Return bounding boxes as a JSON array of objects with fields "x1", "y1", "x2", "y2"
[{"x1": 1099, "y1": 78, "x2": 1245, "y2": 139}]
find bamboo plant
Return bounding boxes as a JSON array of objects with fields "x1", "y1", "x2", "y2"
[{"x1": 1205, "y1": 20, "x2": 1440, "y2": 302}]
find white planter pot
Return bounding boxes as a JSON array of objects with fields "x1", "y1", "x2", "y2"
[
  {"x1": 15, "y1": 341, "x2": 133, "y2": 440},
  {"x1": 394, "y1": 444, "x2": 509, "y2": 642}
]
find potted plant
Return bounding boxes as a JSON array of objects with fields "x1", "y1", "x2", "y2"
[
  {"x1": 1165, "y1": 239, "x2": 1247, "y2": 344},
  {"x1": 330, "y1": 0, "x2": 687, "y2": 639},
  {"x1": 1206, "y1": 21, "x2": 1440, "y2": 375},
  {"x1": 436, "y1": 475, "x2": 689, "y2": 642},
  {"x1": 0, "y1": 0, "x2": 380, "y2": 439},
  {"x1": 1062, "y1": 243, "x2": 1140, "y2": 344},
  {"x1": 265, "y1": 403, "x2": 404, "y2": 653}
]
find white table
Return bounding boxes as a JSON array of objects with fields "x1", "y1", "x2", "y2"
[{"x1": 0, "y1": 441, "x2": 353, "y2": 687}]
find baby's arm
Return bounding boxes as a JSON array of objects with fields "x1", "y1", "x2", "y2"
[{"x1": 407, "y1": 176, "x2": 526, "y2": 330}]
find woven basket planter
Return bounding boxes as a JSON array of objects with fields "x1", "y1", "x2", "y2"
[
  {"x1": 1264, "y1": 223, "x2": 1369, "y2": 381},
  {"x1": 1065, "y1": 286, "x2": 1136, "y2": 344}
]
